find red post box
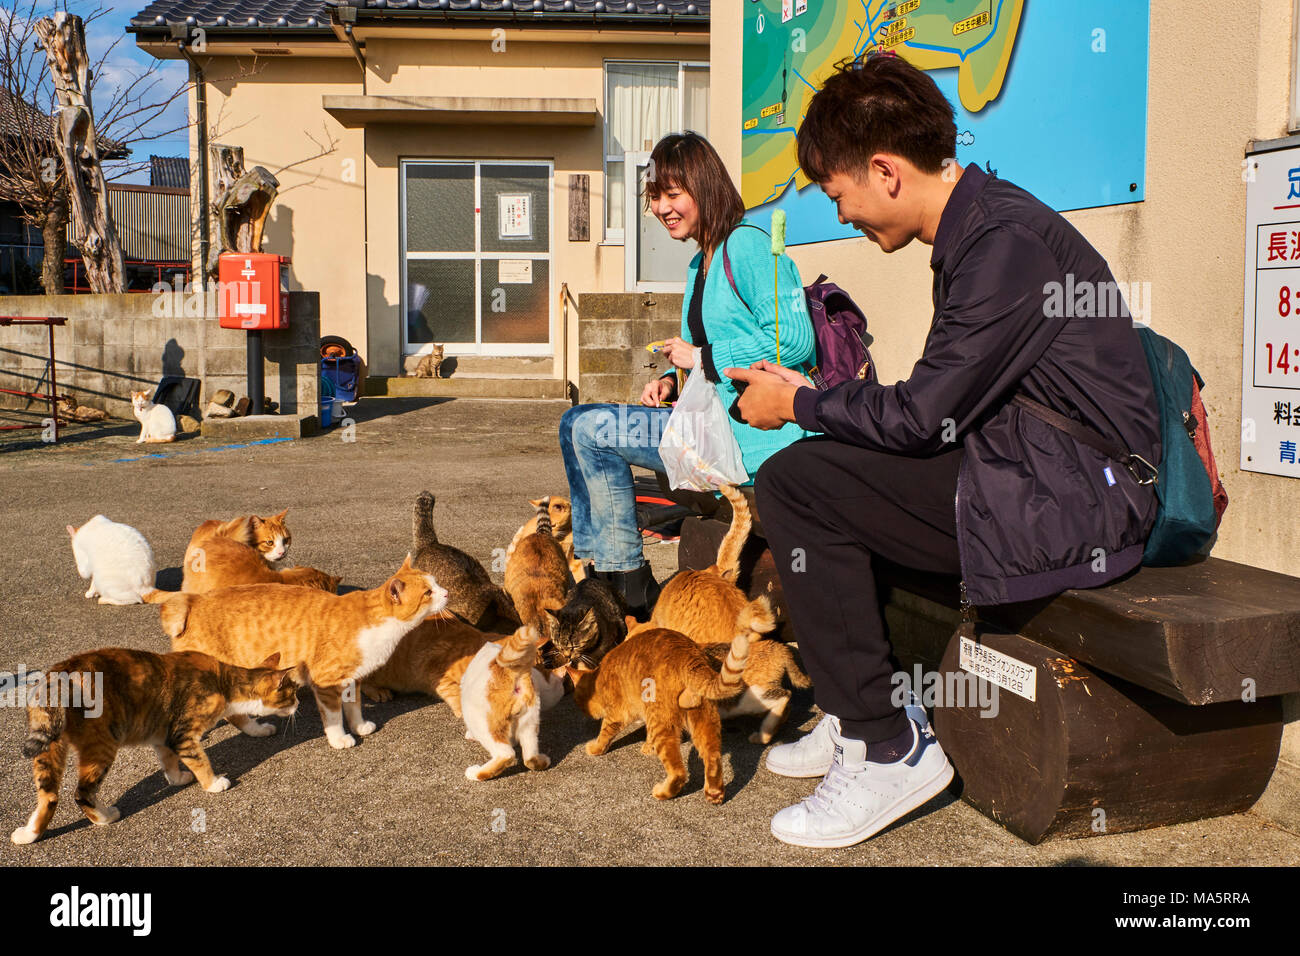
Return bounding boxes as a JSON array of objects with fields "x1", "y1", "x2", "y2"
[{"x1": 218, "y1": 252, "x2": 290, "y2": 330}]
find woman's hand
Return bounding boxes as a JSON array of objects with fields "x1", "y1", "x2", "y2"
[
  {"x1": 747, "y1": 359, "x2": 814, "y2": 389},
  {"x1": 660, "y1": 337, "x2": 699, "y2": 370},
  {"x1": 640, "y1": 377, "x2": 675, "y2": 407}
]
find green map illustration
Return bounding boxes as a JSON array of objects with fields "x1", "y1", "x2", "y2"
[{"x1": 743, "y1": 0, "x2": 1025, "y2": 208}]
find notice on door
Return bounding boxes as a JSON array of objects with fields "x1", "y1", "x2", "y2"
[
  {"x1": 499, "y1": 193, "x2": 532, "y2": 240},
  {"x1": 497, "y1": 260, "x2": 533, "y2": 284}
]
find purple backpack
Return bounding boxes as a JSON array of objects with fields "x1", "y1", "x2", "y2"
[{"x1": 722, "y1": 228, "x2": 875, "y2": 390}]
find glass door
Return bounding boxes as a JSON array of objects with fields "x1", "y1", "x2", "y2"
[{"x1": 401, "y1": 160, "x2": 552, "y2": 357}]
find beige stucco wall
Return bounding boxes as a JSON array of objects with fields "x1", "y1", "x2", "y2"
[
  {"x1": 711, "y1": 0, "x2": 1300, "y2": 831},
  {"x1": 185, "y1": 32, "x2": 705, "y2": 381},
  {"x1": 187, "y1": 55, "x2": 368, "y2": 359}
]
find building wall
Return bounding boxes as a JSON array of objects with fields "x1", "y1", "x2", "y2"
[
  {"x1": 710, "y1": 0, "x2": 1300, "y2": 832},
  {"x1": 188, "y1": 55, "x2": 368, "y2": 361}
]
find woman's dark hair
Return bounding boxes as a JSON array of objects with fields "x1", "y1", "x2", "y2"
[
  {"x1": 797, "y1": 54, "x2": 957, "y2": 183},
  {"x1": 644, "y1": 132, "x2": 746, "y2": 256}
]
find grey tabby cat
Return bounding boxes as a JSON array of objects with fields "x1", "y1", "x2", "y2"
[
  {"x1": 538, "y1": 577, "x2": 628, "y2": 672},
  {"x1": 411, "y1": 491, "x2": 518, "y2": 631}
]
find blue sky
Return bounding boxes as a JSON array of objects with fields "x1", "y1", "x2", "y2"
[{"x1": 14, "y1": 1, "x2": 191, "y2": 184}]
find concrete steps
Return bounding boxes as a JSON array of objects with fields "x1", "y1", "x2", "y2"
[{"x1": 365, "y1": 375, "x2": 570, "y2": 400}]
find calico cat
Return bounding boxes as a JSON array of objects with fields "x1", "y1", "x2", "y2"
[
  {"x1": 182, "y1": 536, "x2": 340, "y2": 595},
  {"x1": 504, "y1": 501, "x2": 573, "y2": 631},
  {"x1": 573, "y1": 626, "x2": 749, "y2": 804},
  {"x1": 460, "y1": 625, "x2": 563, "y2": 781},
  {"x1": 10, "y1": 648, "x2": 299, "y2": 845},
  {"x1": 411, "y1": 491, "x2": 518, "y2": 630},
  {"x1": 649, "y1": 483, "x2": 758, "y2": 645},
  {"x1": 68, "y1": 515, "x2": 168, "y2": 605},
  {"x1": 507, "y1": 495, "x2": 584, "y2": 581},
  {"x1": 163, "y1": 555, "x2": 446, "y2": 749},
  {"x1": 131, "y1": 390, "x2": 177, "y2": 443},
  {"x1": 361, "y1": 613, "x2": 565, "y2": 716},
  {"x1": 538, "y1": 577, "x2": 628, "y2": 672}
]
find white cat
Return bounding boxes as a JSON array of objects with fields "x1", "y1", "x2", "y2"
[
  {"x1": 131, "y1": 390, "x2": 177, "y2": 443},
  {"x1": 459, "y1": 625, "x2": 553, "y2": 781},
  {"x1": 67, "y1": 515, "x2": 163, "y2": 605}
]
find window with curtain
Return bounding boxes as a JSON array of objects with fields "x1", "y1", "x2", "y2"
[{"x1": 604, "y1": 61, "x2": 711, "y2": 238}]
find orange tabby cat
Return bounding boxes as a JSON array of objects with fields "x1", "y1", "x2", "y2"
[
  {"x1": 11, "y1": 648, "x2": 299, "y2": 845},
  {"x1": 182, "y1": 536, "x2": 340, "y2": 594},
  {"x1": 187, "y1": 509, "x2": 291, "y2": 559},
  {"x1": 163, "y1": 556, "x2": 446, "y2": 749},
  {"x1": 504, "y1": 502, "x2": 573, "y2": 630},
  {"x1": 360, "y1": 612, "x2": 491, "y2": 716},
  {"x1": 507, "y1": 495, "x2": 584, "y2": 581},
  {"x1": 573, "y1": 626, "x2": 748, "y2": 804},
  {"x1": 649, "y1": 483, "x2": 756, "y2": 645}
]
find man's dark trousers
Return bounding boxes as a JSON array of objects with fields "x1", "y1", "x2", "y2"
[{"x1": 755, "y1": 436, "x2": 963, "y2": 745}]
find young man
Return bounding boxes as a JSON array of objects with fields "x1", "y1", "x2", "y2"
[{"x1": 725, "y1": 54, "x2": 1161, "y2": 849}]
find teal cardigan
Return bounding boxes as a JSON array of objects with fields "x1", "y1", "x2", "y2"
[{"x1": 677, "y1": 220, "x2": 816, "y2": 482}]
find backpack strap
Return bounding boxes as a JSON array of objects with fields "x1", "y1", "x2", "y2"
[
  {"x1": 720, "y1": 222, "x2": 769, "y2": 315},
  {"x1": 1011, "y1": 393, "x2": 1158, "y2": 486}
]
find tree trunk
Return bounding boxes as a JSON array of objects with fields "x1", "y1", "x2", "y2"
[
  {"x1": 34, "y1": 12, "x2": 125, "y2": 293},
  {"x1": 39, "y1": 185, "x2": 69, "y2": 295}
]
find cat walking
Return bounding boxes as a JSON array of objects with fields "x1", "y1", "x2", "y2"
[
  {"x1": 164, "y1": 556, "x2": 446, "y2": 749},
  {"x1": 11, "y1": 648, "x2": 299, "y2": 845},
  {"x1": 411, "y1": 492, "x2": 519, "y2": 630}
]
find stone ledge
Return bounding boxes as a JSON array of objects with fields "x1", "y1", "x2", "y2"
[{"x1": 200, "y1": 412, "x2": 318, "y2": 441}]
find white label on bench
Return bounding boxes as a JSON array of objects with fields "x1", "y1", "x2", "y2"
[{"x1": 959, "y1": 637, "x2": 1037, "y2": 702}]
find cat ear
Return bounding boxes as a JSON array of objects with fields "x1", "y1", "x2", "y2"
[
  {"x1": 400, "y1": 553, "x2": 413, "y2": 571},
  {"x1": 275, "y1": 509, "x2": 288, "y2": 521},
  {"x1": 578, "y1": 606, "x2": 599, "y2": 638},
  {"x1": 529, "y1": 497, "x2": 545, "y2": 508},
  {"x1": 257, "y1": 652, "x2": 281, "y2": 670},
  {"x1": 388, "y1": 576, "x2": 406, "y2": 604},
  {"x1": 66, "y1": 524, "x2": 77, "y2": 539},
  {"x1": 624, "y1": 614, "x2": 639, "y2": 632}
]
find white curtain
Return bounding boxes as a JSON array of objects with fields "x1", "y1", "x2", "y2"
[{"x1": 606, "y1": 63, "x2": 679, "y2": 231}]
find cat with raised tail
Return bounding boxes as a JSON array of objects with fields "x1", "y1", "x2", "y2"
[
  {"x1": 411, "y1": 492, "x2": 519, "y2": 631},
  {"x1": 67, "y1": 516, "x2": 169, "y2": 605},
  {"x1": 131, "y1": 390, "x2": 177, "y2": 443},
  {"x1": 504, "y1": 499, "x2": 572, "y2": 631},
  {"x1": 459, "y1": 624, "x2": 559, "y2": 781},
  {"x1": 11, "y1": 648, "x2": 300, "y2": 845},
  {"x1": 162, "y1": 556, "x2": 447, "y2": 749}
]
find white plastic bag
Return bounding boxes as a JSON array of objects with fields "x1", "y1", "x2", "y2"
[{"x1": 658, "y1": 367, "x2": 748, "y2": 491}]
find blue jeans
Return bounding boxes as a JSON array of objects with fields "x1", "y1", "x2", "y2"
[{"x1": 559, "y1": 403, "x2": 672, "y2": 572}]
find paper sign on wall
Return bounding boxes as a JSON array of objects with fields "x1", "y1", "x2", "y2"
[
  {"x1": 499, "y1": 193, "x2": 532, "y2": 240},
  {"x1": 498, "y1": 260, "x2": 533, "y2": 284},
  {"x1": 1243, "y1": 142, "x2": 1300, "y2": 478}
]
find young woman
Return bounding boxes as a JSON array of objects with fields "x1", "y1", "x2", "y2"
[{"x1": 558, "y1": 132, "x2": 815, "y2": 617}]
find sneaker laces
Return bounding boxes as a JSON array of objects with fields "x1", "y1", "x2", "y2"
[{"x1": 803, "y1": 759, "x2": 855, "y2": 816}]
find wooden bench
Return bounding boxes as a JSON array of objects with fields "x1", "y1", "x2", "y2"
[{"x1": 674, "y1": 502, "x2": 1300, "y2": 845}]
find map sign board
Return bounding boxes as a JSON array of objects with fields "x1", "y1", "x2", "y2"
[{"x1": 742, "y1": 0, "x2": 1150, "y2": 245}]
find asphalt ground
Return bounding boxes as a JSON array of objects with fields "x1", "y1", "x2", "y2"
[{"x1": 1, "y1": 397, "x2": 1297, "y2": 867}]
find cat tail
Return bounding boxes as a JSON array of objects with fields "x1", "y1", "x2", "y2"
[
  {"x1": 159, "y1": 593, "x2": 198, "y2": 641},
  {"x1": 497, "y1": 625, "x2": 541, "y2": 675},
  {"x1": 215, "y1": 515, "x2": 255, "y2": 548},
  {"x1": 679, "y1": 630, "x2": 750, "y2": 708},
  {"x1": 736, "y1": 594, "x2": 776, "y2": 640},
  {"x1": 784, "y1": 648, "x2": 813, "y2": 689},
  {"x1": 714, "y1": 485, "x2": 752, "y2": 581},
  {"x1": 21, "y1": 692, "x2": 66, "y2": 759},
  {"x1": 141, "y1": 588, "x2": 173, "y2": 604},
  {"x1": 534, "y1": 500, "x2": 554, "y2": 538},
  {"x1": 412, "y1": 491, "x2": 438, "y2": 550}
]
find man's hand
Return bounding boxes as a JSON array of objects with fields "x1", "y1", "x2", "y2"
[
  {"x1": 640, "y1": 377, "x2": 675, "y2": 407},
  {"x1": 724, "y1": 363, "x2": 810, "y2": 429}
]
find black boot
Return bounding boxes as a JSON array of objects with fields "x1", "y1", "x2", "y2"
[{"x1": 596, "y1": 562, "x2": 661, "y2": 622}]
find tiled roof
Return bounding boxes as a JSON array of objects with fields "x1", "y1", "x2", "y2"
[
  {"x1": 150, "y1": 155, "x2": 191, "y2": 188},
  {"x1": 0, "y1": 89, "x2": 129, "y2": 158},
  {"x1": 129, "y1": 0, "x2": 707, "y2": 31}
]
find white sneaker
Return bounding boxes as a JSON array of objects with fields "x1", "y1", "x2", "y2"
[
  {"x1": 769, "y1": 716, "x2": 954, "y2": 848},
  {"x1": 764, "y1": 691, "x2": 934, "y2": 779}
]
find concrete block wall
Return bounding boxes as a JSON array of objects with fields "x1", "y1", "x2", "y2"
[
  {"x1": 577, "y1": 292, "x2": 683, "y2": 404},
  {"x1": 0, "y1": 292, "x2": 320, "y2": 421}
]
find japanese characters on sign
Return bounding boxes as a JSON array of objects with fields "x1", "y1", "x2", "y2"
[{"x1": 1243, "y1": 144, "x2": 1300, "y2": 478}]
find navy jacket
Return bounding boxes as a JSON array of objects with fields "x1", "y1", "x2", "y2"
[{"x1": 792, "y1": 165, "x2": 1160, "y2": 606}]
